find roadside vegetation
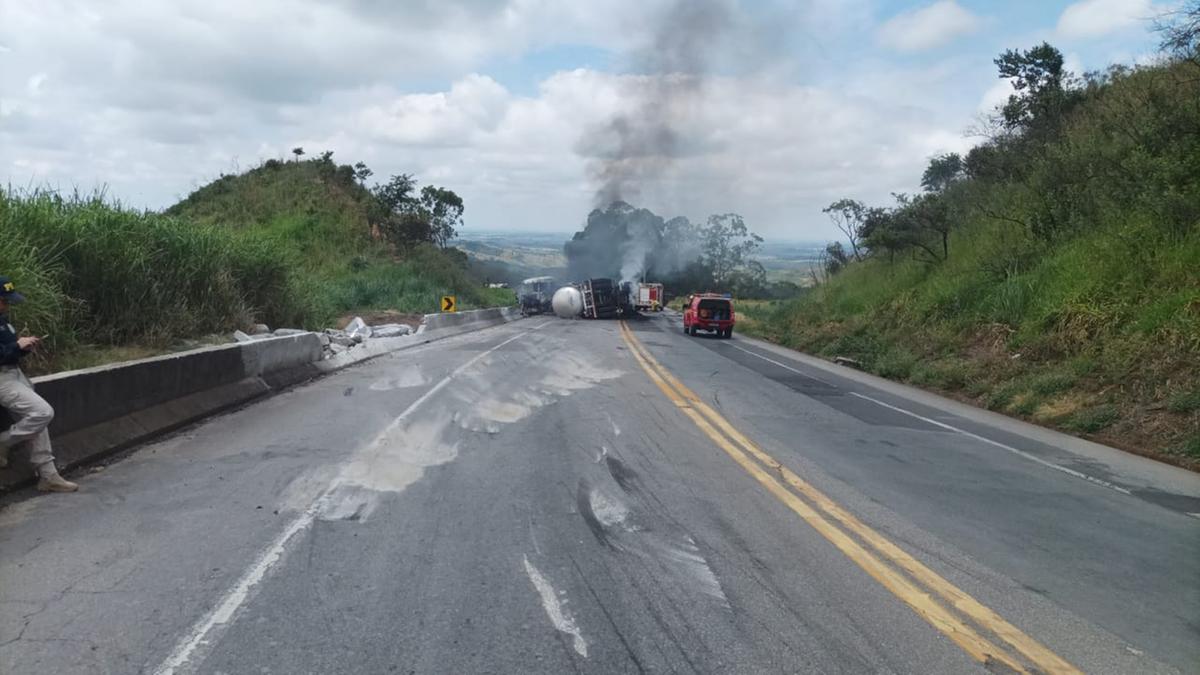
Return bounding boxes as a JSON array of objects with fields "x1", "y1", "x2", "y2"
[
  {"x1": 740, "y1": 20, "x2": 1200, "y2": 468},
  {"x1": 1, "y1": 152, "x2": 512, "y2": 375}
]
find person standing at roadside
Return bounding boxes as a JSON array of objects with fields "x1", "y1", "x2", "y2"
[{"x1": 0, "y1": 276, "x2": 78, "y2": 492}]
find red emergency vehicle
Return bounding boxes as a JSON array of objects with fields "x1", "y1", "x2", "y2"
[
  {"x1": 683, "y1": 293, "x2": 735, "y2": 338},
  {"x1": 634, "y1": 283, "x2": 664, "y2": 312}
]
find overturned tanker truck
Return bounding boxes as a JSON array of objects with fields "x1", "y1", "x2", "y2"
[{"x1": 551, "y1": 278, "x2": 640, "y2": 319}]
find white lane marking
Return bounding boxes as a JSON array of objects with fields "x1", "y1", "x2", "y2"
[
  {"x1": 850, "y1": 392, "x2": 1133, "y2": 496},
  {"x1": 154, "y1": 322, "x2": 550, "y2": 675},
  {"x1": 720, "y1": 341, "x2": 1135, "y2": 498},
  {"x1": 727, "y1": 343, "x2": 834, "y2": 386},
  {"x1": 522, "y1": 556, "x2": 588, "y2": 657}
]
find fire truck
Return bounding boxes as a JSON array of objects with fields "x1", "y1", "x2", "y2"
[{"x1": 633, "y1": 282, "x2": 664, "y2": 312}]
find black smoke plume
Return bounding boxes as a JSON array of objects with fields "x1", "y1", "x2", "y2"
[{"x1": 578, "y1": 0, "x2": 733, "y2": 208}]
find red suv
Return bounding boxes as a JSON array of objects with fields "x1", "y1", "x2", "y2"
[{"x1": 683, "y1": 293, "x2": 735, "y2": 338}]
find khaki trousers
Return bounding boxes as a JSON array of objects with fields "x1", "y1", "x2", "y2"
[{"x1": 0, "y1": 365, "x2": 56, "y2": 471}]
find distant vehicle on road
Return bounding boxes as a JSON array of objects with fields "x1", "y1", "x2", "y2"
[
  {"x1": 683, "y1": 293, "x2": 735, "y2": 338},
  {"x1": 634, "y1": 282, "x2": 664, "y2": 312},
  {"x1": 519, "y1": 276, "x2": 555, "y2": 315}
]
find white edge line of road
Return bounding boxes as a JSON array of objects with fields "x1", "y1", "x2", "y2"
[
  {"x1": 153, "y1": 320, "x2": 551, "y2": 675},
  {"x1": 729, "y1": 343, "x2": 835, "y2": 386},
  {"x1": 847, "y1": 391, "x2": 1133, "y2": 496},
  {"x1": 723, "y1": 341, "x2": 1134, "y2": 497}
]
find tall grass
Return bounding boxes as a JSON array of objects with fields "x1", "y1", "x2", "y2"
[
  {"x1": 2, "y1": 189, "x2": 306, "y2": 346},
  {"x1": 1, "y1": 175, "x2": 512, "y2": 374}
]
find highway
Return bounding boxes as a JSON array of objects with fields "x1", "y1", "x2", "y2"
[{"x1": 1, "y1": 313, "x2": 1197, "y2": 674}]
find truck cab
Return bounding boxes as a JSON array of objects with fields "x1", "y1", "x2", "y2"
[{"x1": 683, "y1": 293, "x2": 735, "y2": 338}]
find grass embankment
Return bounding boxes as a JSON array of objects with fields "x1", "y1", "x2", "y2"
[
  {"x1": 740, "y1": 222, "x2": 1198, "y2": 468},
  {"x1": 1, "y1": 159, "x2": 512, "y2": 374},
  {"x1": 739, "y1": 58, "x2": 1200, "y2": 469}
]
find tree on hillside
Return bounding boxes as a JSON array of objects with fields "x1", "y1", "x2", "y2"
[
  {"x1": 1156, "y1": 2, "x2": 1200, "y2": 63},
  {"x1": 893, "y1": 192, "x2": 952, "y2": 263},
  {"x1": 372, "y1": 174, "x2": 418, "y2": 216},
  {"x1": 994, "y1": 43, "x2": 1077, "y2": 136},
  {"x1": 701, "y1": 213, "x2": 762, "y2": 286},
  {"x1": 859, "y1": 206, "x2": 906, "y2": 263},
  {"x1": 419, "y1": 186, "x2": 464, "y2": 247},
  {"x1": 823, "y1": 241, "x2": 849, "y2": 275},
  {"x1": 291, "y1": 147, "x2": 305, "y2": 162},
  {"x1": 921, "y1": 153, "x2": 965, "y2": 193},
  {"x1": 371, "y1": 174, "x2": 424, "y2": 243},
  {"x1": 353, "y1": 162, "x2": 373, "y2": 185},
  {"x1": 822, "y1": 198, "x2": 867, "y2": 261}
]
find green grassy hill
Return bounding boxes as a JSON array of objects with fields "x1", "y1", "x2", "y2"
[
  {"x1": 742, "y1": 55, "x2": 1199, "y2": 468},
  {"x1": 1, "y1": 156, "x2": 511, "y2": 374},
  {"x1": 169, "y1": 156, "x2": 512, "y2": 320}
]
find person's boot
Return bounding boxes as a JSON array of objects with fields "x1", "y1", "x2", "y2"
[{"x1": 36, "y1": 464, "x2": 78, "y2": 493}]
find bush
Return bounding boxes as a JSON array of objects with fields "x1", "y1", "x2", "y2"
[
  {"x1": 1166, "y1": 389, "x2": 1200, "y2": 414},
  {"x1": 1064, "y1": 405, "x2": 1119, "y2": 433}
]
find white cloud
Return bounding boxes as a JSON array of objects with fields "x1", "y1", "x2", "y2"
[
  {"x1": 1056, "y1": 0, "x2": 1158, "y2": 39},
  {"x1": 332, "y1": 67, "x2": 979, "y2": 236},
  {"x1": 978, "y1": 78, "x2": 1014, "y2": 113},
  {"x1": 877, "y1": 0, "x2": 982, "y2": 52},
  {"x1": 0, "y1": 0, "x2": 990, "y2": 239}
]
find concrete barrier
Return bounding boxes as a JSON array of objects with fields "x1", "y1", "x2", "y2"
[
  {"x1": 418, "y1": 306, "x2": 521, "y2": 333},
  {"x1": 0, "y1": 307, "x2": 522, "y2": 494},
  {"x1": 0, "y1": 333, "x2": 321, "y2": 492}
]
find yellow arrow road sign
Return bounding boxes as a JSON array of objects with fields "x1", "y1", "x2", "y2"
[{"x1": 441, "y1": 295, "x2": 457, "y2": 312}]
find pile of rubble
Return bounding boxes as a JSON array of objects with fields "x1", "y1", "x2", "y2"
[{"x1": 231, "y1": 317, "x2": 417, "y2": 360}]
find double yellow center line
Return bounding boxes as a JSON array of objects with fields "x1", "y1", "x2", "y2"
[{"x1": 618, "y1": 321, "x2": 1079, "y2": 674}]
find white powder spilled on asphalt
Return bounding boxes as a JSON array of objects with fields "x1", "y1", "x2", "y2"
[
  {"x1": 651, "y1": 536, "x2": 729, "y2": 606},
  {"x1": 338, "y1": 416, "x2": 458, "y2": 493},
  {"x1": 540, "y1": 352, "x2": 623, "y2": 394},
  {"x1": 311, "y1": 415, "x2": 458, "y2": 521},
  {"x1": 0, "y1": 499, "x2": 38, "y2": 528},
  {"x1": 606, "y1": 413, "x2": 621, "y2": 436},
  {"x1": 368, "y1": 367, "x2": 429, "y2": 391},
  {"x1": 588, "y1": 488, "x2": 632, "y2": 530},
  {"x1": 279, "y1": 465, "x2": 340, "y2": 513},
  {"x1": 523, "y1": 555, "x2": 589, "y2": 657},
  {"x1": 454, "y1": 350, "x2": 620, "y2": 433}
]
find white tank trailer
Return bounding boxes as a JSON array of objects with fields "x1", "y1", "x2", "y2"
[
  {"x1": 551, "y1": 285, "x2": 585, "y2": 318},
  {"x1": 552, "y1": 278, "x2": 638, "y2": 319}
]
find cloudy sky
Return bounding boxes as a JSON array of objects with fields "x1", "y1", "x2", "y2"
[{"x1": 0, "y1": 0, "x2": 1168, "y2": 239}]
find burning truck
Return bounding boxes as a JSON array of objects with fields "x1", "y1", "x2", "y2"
[
  {"x1": 551, "y1": 279, "x2": 661, "y2": 319},
  {"x1": 519, "y1": 276, "x2": 556, "y2": 316}
]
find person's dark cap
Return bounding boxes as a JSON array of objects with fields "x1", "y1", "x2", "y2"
[{"x1": 0, "y1": 277, "x2": 26, "y2": 305}]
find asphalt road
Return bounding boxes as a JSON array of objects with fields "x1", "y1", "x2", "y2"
[{"x1": 1, "y1": 314, "x2": 1197, "y2": 674}]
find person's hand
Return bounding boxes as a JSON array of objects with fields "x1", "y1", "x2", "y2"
[{"x1": 16, "y1": 336, "x2": 40, "y2": 351}]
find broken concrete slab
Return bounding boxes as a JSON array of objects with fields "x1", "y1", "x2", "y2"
[
  {"x1": 370, "y1": 324, "x2": 411, "y2": 338},
  {"x1": 345, "y1": 317, "x2": 372, "y2": 341}
]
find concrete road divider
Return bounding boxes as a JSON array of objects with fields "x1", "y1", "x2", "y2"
[
  {"x1": 418, "y1": 306, "x2": 522, "y2": 333},
  {"x1": 0, "y1": 306, "x2": 521, "y2": 494}
]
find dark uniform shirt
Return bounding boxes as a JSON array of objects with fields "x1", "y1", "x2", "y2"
[{"x1": 0, "y1": 314, "x2": 27, "y2": 367}]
